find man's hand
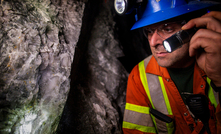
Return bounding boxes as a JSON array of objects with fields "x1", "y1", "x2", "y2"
[{"x1": 182, "y1": 11, "x2": 221, "y2": 87}]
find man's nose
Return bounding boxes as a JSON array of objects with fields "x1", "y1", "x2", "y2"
[{"x1": 148, "y1": 30, "x2": 164, "y2": 47}]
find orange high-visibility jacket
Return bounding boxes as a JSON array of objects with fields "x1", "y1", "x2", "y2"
[{"x1": 123, "y1": 56, "x2": 221, "y2": 134}]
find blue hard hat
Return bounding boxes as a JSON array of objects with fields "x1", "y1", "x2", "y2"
[{"x1": 131, "y1": 0, "x2": 220, "y2": 30}]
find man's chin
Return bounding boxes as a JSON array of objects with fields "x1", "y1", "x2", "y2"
[{"x1": 156, "y1": 60, "x2": 171, "y2": 68}]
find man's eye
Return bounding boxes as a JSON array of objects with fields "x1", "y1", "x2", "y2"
[
  {"x1": 163, "y1": 27, "x2": 174, "y2": 33},
  {"x1": 145, "y1": 28, "x2": 154, "y2": 34}
]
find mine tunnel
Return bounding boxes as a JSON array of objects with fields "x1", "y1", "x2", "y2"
[{"x1": 0, "y1": 0, "x2": 150, "y2": 134}]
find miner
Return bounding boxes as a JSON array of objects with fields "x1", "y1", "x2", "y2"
[{"x1": 120, "y1": 0, "x2": 221, "y2": 133}]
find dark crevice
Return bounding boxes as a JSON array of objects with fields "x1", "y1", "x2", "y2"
[{"x1": 56, "y1": 0, "x2": 102, "y2": 133}]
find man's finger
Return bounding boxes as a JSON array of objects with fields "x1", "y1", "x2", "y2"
[
  {"x1": 190, "y1": 29, "x2": 221, "y2": 45},
  {"x1": 202, "y1": 11, "x2": 221, "y2": 22},
  {"x1": 182, "y1": 11, "x2": 221, "y2": 32},
  {"x1": 182, "y1": 17, "x2": 221, "y2": 32},
  {"x1": 188, "y1": 30, "x2": 221, "y2": 56}
]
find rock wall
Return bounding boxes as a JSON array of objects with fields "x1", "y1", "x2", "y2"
[
  {"x1": 57, "y1": 0, "x2": 128, "y2": 133},
  {"x1": 0, "y1": 0, "x2": 85, "y2": 133},
  {"x1": 0, "y1": 0, "x2": 149, "y2": 133}
]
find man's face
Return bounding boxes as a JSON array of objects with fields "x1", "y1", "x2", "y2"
[{"x1": 143, "y1": 21, "x2": 194, "y2": 68}]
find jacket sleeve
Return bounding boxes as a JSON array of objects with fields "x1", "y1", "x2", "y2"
[{"x1": 122, "y1": 65, "x2": 156, "y2": 134}]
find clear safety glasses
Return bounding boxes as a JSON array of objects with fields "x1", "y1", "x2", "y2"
[{"x1": 143, "y1": 20, "x2": 186, "y2": 40}]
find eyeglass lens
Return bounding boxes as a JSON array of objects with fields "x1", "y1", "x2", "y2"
[{"x1": 143, "y1": 21, "x2": 186, "y2": 40}]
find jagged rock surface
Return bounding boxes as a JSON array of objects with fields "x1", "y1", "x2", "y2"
[
  {"x1": 0, "y1": 0, "x2": 84, "y2": 133},
  {"x1": 57, "y1": 1, "x2": 128, "y2": 133}
]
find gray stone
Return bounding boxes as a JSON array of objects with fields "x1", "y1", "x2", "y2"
[{"x1": 0, "y1": 0, "x2": 84, "y2": 133}]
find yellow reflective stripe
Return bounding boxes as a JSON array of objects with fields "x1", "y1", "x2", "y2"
[
  {"x1": 207, "y1": 78, "x2": 218, "y2": 108},
  {"x1": 159, "y1": 76, "x2": 174, "y2": 134},
  {"x1": 167, "y1": 122, "x2": 175, "y2": 134},
  {"x1": 123, "y1": 121, "x2": 156, "y2": 133},
  {"x1": 158, "y1": 76, "x2": 173, "y2": 115},
  {"x1": 139, "y1": 61, "x2": 154, "y2": 109},
  {"x1": 125, "y1": 103, "x2": 150, "y2": 114},
  {"x1": 150, "y1": 114, "x2": 158, "y2": 134}
]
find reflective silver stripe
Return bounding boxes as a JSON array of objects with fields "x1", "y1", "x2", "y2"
[
  {"x1": 146, "y1": 73, "x2": 169, "y2": 115},
  {"x1": 143, "y1": 55, "x2": 152, "y2": 68},
  {"x1": 124, "y1": 109, "x2": 155, "y2": 127},
  {"x1": 143, "y1": 56, "x2": 169, "y2": 115},
  {"x1": 155, "y1": 118, "x2": 169, "y2": 134},
  {"x1": 214, "y1": 91, "x2": 219, "y2": 106},
  {"x1": 212, "y1": 89, "x2": 219, "y2": 107}
]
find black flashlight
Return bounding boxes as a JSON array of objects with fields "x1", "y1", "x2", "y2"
[{"x1": 163, "y1": 27, "x2": 198, "y2": 53}]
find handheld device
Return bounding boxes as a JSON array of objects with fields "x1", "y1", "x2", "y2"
[
  {"x1": 186, "y1": 94, "x2": 211, "y2": 134},
  {"x1": 163, "y1": 28, "x2": 198, "y2": 53}
]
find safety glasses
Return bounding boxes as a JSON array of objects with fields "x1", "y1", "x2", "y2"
[{"x1": 143, "y1": 20, "x2": 186, "y2": 40}]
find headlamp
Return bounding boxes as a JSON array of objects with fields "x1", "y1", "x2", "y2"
[
  {"x1": 163, "y1": 28, "x2": 198, "y2": 53},
  {"x1": 114, "y1": 0, "x2": 127, "y2": 15},
  {"x1": 114, "y1": 0, "x2": 144, "y2": 15}
]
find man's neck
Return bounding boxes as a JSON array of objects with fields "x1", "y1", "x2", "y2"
[{"x1": 168, "y1": 57, "x2": 195, "y2": 69}]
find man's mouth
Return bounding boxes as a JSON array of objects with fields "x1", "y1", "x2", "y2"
[{"x1": 156, "y1": 52, "x2": 168, "y2": 57}]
